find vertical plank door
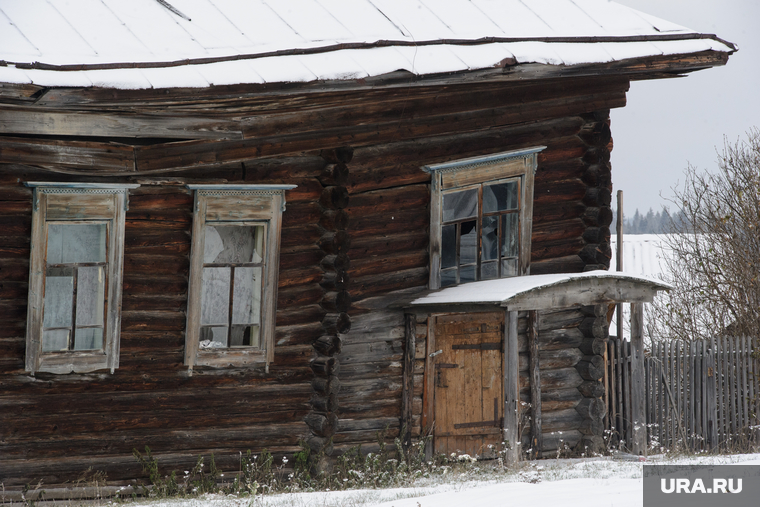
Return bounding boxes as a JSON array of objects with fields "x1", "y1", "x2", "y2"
[{"x1": 433, "y1": 313, "x2": 504, "y2": 458}]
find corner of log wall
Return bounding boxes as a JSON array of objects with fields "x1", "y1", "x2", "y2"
[
  {"x1": 577, "y1": 110, "x2": 613, "y2": 271},
  {"x1": 306, "y1": 146, "x2": 354, "y2": 465},
  {"x1": 575, "y1": 304, "x2": 610, "y2": 452}
]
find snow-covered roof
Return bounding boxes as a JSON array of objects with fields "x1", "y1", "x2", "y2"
[
  {"x1": 410, "y1": 270, "x2": 671, "y2": 310},
  {"x1": 0, "y1": 0, "x2": 735, "y2": 90}
]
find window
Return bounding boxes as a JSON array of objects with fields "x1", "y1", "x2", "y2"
[
  {"x1": 25, "y1": 183, "x2": 138, "y2": 374},
  {"x1": 424, "y1": 147, "x2": 544, "y2": 289},
  {"x1": 185, "y1": 185, "x2": 295, "y2": 371}
]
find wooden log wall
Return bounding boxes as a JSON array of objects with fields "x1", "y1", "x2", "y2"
[
  {"x1": 0, "y1": 73, "x2": 625, "y2": 484},
  {"x1": 0, "y1": 159, "x2": 328, "y2": 486}
]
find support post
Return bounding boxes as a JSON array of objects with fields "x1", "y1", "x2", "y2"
[
  {"x1": 528, "y1": 310, "x2": 542, "y2": 459},
  {"x1": 630, "y1": 302, "x2": 646, "y2": 455},
  {"x1": 616, "y1": 190, "x2": 624, "y2": 340},
  {"x1": 402, "y1": 313, "x2": 416, "y2": 452},
  {"x1": 503, "y1": 310, "x2": 520, "y2": 465}
]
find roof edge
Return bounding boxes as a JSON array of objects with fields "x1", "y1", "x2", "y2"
[{"x1": 1, "y1": 33, "x2": 736, "y2": 74}]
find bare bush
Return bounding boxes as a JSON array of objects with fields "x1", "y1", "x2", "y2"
[{"x1": 647, "y1": 129, "x2": 760, "y2": 341}]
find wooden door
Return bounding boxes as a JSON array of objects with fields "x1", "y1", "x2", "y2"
[{"x1": 433, "y1": 312, "x2": 503, "y2": 458}]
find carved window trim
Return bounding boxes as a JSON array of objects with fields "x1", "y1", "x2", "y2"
[
  {"x1": 184, "y1": 184, "x2": 296, "y2": 372},
  {"x1": 423, "y1": 147, "x2": 544, "y2": 290},
  {"x1": 24, "y1": 182, "x2": 138, "y2": 374}
]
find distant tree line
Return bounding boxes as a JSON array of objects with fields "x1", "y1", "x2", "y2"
[{"x1": 610, "y1": 206, "x2": 689, "y2": 234}]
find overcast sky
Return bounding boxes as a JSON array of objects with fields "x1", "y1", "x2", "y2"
[{"x1": 609, "y1": 0, "x2": 760, "y2": 216}]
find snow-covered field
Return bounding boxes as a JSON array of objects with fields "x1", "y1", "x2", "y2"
[{"x1": 133, "y1": 453, "x2": 760, "y2": 507}]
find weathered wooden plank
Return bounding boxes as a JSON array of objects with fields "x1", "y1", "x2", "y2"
[
  {"x1": 0, "y1": 108, "x2": 243, "y2": 139},
  {"x1": 630, "y1": 303, "x2": 646, "y2": 456},
  {"x1": 0, "y1": 136, "x2": 136, "y2": 172}
]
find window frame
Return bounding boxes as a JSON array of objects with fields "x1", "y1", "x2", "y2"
[
  {"x1": 424, "y1": 147, "x2": 544, "y2": 290},
  {"x1": 184, "y1": 184, "x2": 296, "y2": 372},
  {"x1": 24, "y1": 182, "x2": 138, "y2": 375}
]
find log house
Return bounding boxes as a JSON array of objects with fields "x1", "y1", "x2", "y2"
[{"x1": 0, "y1": 0, "x2": 734, "y2": 487}]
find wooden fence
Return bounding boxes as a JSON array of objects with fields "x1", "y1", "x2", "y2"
[{"x1": 606, "y1": 336, "x2": 759, "y2": 452}]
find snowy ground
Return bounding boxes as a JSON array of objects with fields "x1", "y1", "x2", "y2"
[{"x1": 132, "y1": 453, "x2": 760, "y2": 507}]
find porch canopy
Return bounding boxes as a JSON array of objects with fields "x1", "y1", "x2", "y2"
[
  {"x1": 408, "y1": 270, "x2": 671, "y2": 313},
  {"x1": 406, "y1": 270, "x2": 671, "y2": 461}
]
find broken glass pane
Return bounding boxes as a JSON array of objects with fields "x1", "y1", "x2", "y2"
[
  {"x1": 441, "y1": 224, "x2": 456, "y2": 269},
  {"x1": 230, "y1": 325, "x2": 261, "y2": 347},
  {"x1": 47, "y1": 223, "x2": 106, "y2": 264},
  {"x1": 199, "y1": 326, "x2": 228, "y2": 348},
  {"x1": 204, "y1": 225, "x2": 264, "y2": 264},
  {"x1": 460, "y1": 220, "x2": 477, "y2": 266},
  {"x1": 201, "y1": 267, "x2": 230, "y2": 326},
  {"x1": 43, "y1": 267, "x2": 73, "y2": 329},
  {"x1": 42, "y1": 329, "x2": 70, "y2": 352},
  {"x1": 442, "y1": 189, "x2": 477, "y2": 222},
  {"x1": 76, "y1": 266, "x2": 105, "y2": 327},
  {"x1": 483, "y1": 181, "x2": 518, "y2": 213},
  {"x1": 481, "y1": 215, "x2": 498, "y2": 261},
  {"x1": 74, "y1": 328, "x2": 103, "y2": 351},
  {"x1": 501, "y1": 213, "x2": 519, "y2": 258}
]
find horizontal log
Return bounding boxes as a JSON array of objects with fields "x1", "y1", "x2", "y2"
[
  {"x1": 304, "y1": 412, "x2": 338, "y2": 438},
  {"x1": 317, "y1": 163, "x2": 349, "y2": 186},
  {"x1": 320, "y1": 290, "x2": 351, "y2": 313},
  {"x1": 319, "y1": 209, "x2": 349, "y2": 231},
  {"x1": 576, "y1": 355, "x2": 605, "y2": 381},
  {"x1": 578, "y1": 121, "x2": 612, "y2": 147},
  {"x1": 580, "y1": 206, "x2": 613, "y2": 227},
  {"x1": 542, "y1": 408, "x2": 584, "y2": 433},
  {"x1": 242, "y1": 156, "x2": 327, "y2": 180},
  {"x1": 310, "y1": 355, "x2": 339, "y2": 377},
  {"x1": 311, "y1": 375, "x2": 340, "y2": 396},
  {"x1": 578, "y1": 380, "x2": 605, "y2": 398},
  {"x1": 529, "y1": 255, "x2": 585, "y2": 275},
  {"x1": 349, "y1": 230, "x2": 428, "y2": 261},
  {"x1": 319, "y1": 186, "x2": 349, "y2": 210},
  {"x1": 277, "y1": 284, "x2": 324, "y2": 309},
  {"x1": 350, "y1": 267, "x2": 428, "y2": 302},
  {"x1": 579, "y1": 317, "x2": 610, "y2": 340},
  {"x1": 276, "y1": 304, "x2": 326, "y2": 327},
  {"x1": 582, "y1": 226, "x2": 610, "y2": 245},
  {"x1": 124, "y1": 254, "x2": 189, "y2": 276},
  {"x1": 322, "y1": 312, "x2": 351, "y2": 335},
  {"x1": 542, "y1": 430, "x2": 582, "y2": 453},
  {"x1": 349, "y1": 250, "x2": 428, "y2": 279},
  {"x1": 581, "y1": 163, "x2": 612, "y2": 188},
  {"x1": 579, "y1": 338, "x2": 608, "y2": 356},
  {"x1": 319, "y1": 269, "x2": 350, "y2": 291},
  {"x1": 312, "y1": 335, "x2": 342, "y2": 356},
  {"x1": 348, "y1": 184, "x2": 429, "y2": 215},
  {"x1": 0, "y1": 136, "x2": 136, "y2": 172},
  {"x1": 576, "y1": 397, "x2": 606, "y2": 421},
  {"x1": 320, "y1": 147, "x2": 355, "y2": 164},
  {"x1": 531, "y1": 218, "x2": 586, "y2": 244},
  {"x1": 531, "y1": 237, "x2": 586, "y2": 263},
  {"x1": 310, "y1": 392, "x2": 339, "y2": 413},
  {"x1": 276, "y1": 322, "x2": 325, "y2": 347},
  {"x1": 317, "y1": 230, "x2": 351, "y2": 255},
  {"x1": 583, "y1": 187, "x2": 612, "y2": 207}
]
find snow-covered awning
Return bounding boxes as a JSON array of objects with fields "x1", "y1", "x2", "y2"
[
  {"x1": 409, "y1": 270, "x2": 671, "y2": 312},
  {"x1": 0, "y1": 0, "x2": 736, "y2": 90}
]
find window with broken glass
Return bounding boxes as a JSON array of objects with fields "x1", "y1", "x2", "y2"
[
  {"x1": 184, "y1": 185, "x2": 294, "y2": 371},
  {"x1": 199, "y1": 224, "x2": 265, "y2": 350},
  {"x1": 425, "y1": 147, "x2": 542, "y2": 290},
  {"x1": 440, "y1": 178, "x2": 521, "y2": 287},
  {"x1": 24, "y1": 183, "x2": 135, "y2": 375}
]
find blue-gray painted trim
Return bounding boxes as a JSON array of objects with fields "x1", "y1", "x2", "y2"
[
  {"x1": 421, "y1": 146, "x2": 547, "y2": 173},
  {"x1": 185, "y1": 184, "x2": 297, "y2": 190},
  {"x1": 24, "y1": 182, "x2": 141, "y2": 189}
]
